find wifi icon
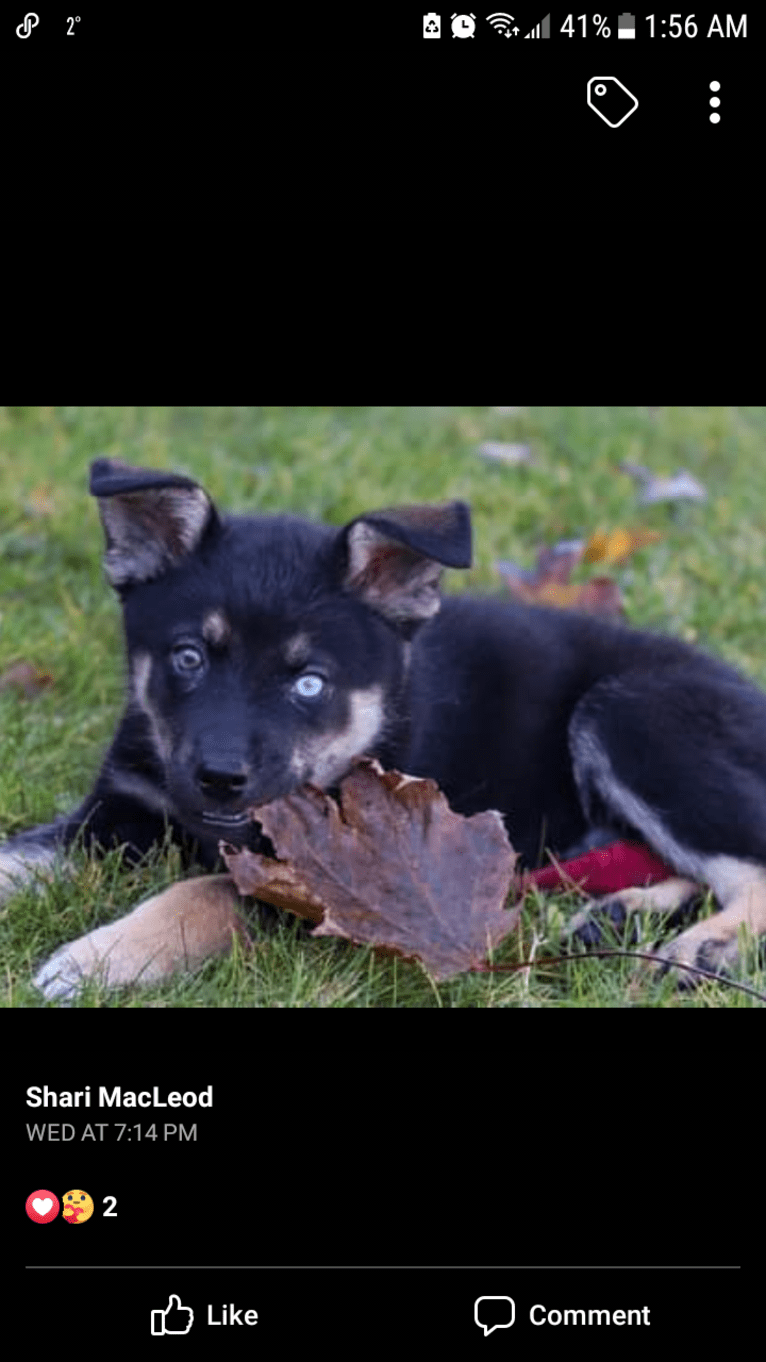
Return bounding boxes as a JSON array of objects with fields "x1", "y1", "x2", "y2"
[{"x1": 487, "y1": 12, "x2": 517, "y2": 36}]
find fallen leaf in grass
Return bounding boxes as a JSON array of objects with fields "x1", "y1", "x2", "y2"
[
  {"x1": 0, "y1": 661, "x2": 54, "y2": 697},
  {"x1": 619, "y1": 460, "x2": 654, "y2": 482},
  {"x1": 639, "y1": 471, "x2": 707, "y2": 504},
  {"x1": 476, "y1": 441, "x2": 532, "y2": 465},
  {"x1": 569, "y1": 577, "x2": 624, "y2": 617},
  {"x1": 502, "y1": 575, "x2": 625, "y2": 616},
  {"x1": 223, "y1": 760, "x2": 520, "y2": 981},
  {"x1": 496, "y1": 524, "x2": 660, "y2": 620},
  {"x1": 497, "y1": 544, "x2": 625, "y2": 619},
  {"x1": 23, "y1": 484, "x2": 57, "y2": 517},
  {"x1": 620, "y1": 461, "x2": 707, "y2": 504},
  {"x1": 583, "y1": 526, "x2": 661, "y2": 565},
  {"x1": 529, "y1": 539, "x2": 586, "y2": 583},
  {"x1": 496, "y1": 540, "x2": 584, "y2": 591}
]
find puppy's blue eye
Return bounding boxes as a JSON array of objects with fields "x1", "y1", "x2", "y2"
[
  {"x1": 293, "y1": 673, "x2": 324, "y2": 699},
  {"x1": 172, "y1": 644, "x2": 204, "y2": 673}
]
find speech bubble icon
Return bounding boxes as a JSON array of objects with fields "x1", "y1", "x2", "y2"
[{"x1": 474, "y1": 1295, "x2": 515, "y2": 1336}]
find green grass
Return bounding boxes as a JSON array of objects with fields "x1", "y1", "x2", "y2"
[{"x1": 2, "y1": 404, "x2": 765, "y2": 1007}]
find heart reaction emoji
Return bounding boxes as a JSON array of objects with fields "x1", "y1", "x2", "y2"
[{"x1": 26, "y1": 1189, "x2": 60, "y2": 1223}]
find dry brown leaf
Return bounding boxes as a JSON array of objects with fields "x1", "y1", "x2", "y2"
[
  {"x1": 496, "y1": 541, "x2": 584, "y2": 595},
  {"x1": 619, "y1": 462, "x2": 707, "y2": 504},
  {"x1": 501, "y1": 576, "x2": 624, "y2": 617},
  {"x1": 24, "y1": 484, "x2": 57, "y2": 518},
  {"x1": 525, "y1": 581, "x2": 588, "y2": 610},
  {"x1": 0, "y1": 661, "x2": 54, "y2": 697},
  {"x1": 496, "y1": 543, "x2": 625, "y2": 619},
  {"x1": 582, "y1": 527, "x2": 661, "y2": 566},
  {"x1": 570, "y1": 577, "x2": 624, "y2": 617},
  {"x1": 223, "y1": 759, "x2": 519, "y2": 981},
  {"x1": 531, "y1": 540, "x2": 585, "y2": 583}
]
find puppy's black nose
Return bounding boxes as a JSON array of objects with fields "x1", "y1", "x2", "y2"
[{"x1": 195, "y1": 763, "x2": 248, "y2": 800}]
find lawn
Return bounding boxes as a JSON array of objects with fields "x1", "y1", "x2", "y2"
[{"x1": 1, "y1": 404, "x2": 765, "y2": 1007}]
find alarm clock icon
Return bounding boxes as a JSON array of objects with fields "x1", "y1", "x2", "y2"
[{"x1": 451, "y1": 13, "x2": 476, "y2": 37}]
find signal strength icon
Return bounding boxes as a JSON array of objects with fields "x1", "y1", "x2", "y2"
[
  {"x1": 487, "y1": 13, "x2": 517, "y2": 37},
  {"x1": 524, "y1": 12, "x2": 550, "y2": 37}
]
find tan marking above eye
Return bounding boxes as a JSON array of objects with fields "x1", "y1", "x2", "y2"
[
  {"x1": 283, "y1": 632, "x2": 312, "y2": 666},
  {"x1": 202, "y1": 610, "x2": 231, "y2": 646}
]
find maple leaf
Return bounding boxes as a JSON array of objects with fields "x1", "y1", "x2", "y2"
[
  {"x1": 23, "y1": 484, "x2": 57, "y2": 518},
  {"x1": 566, "y1": 576, "x2": 624, "y2": 617},
  {"x1": 620, "y1": 461, "x2": 707, "y2": 504},
  {"x1": 582, "y1": 526, "x2": 660, "y2": 565},
  {"x1": 0, "y1": 660, "x2": 54, "y2": 698},
  {"x1": 497, "y1": 547, "x2": 625, "y2": 618},
  {"x1": 222, "y1": 760, "x2": 519, "y2": 981},
  {"x1": 497, "y1": 525, "x2": 660, "y2": 620}
]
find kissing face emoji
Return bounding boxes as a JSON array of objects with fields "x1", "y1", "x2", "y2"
[{"x1": 62, "y1": 1189, "x2": 94, "y2": 1223}]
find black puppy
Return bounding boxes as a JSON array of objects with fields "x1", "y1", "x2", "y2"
[{"x1": 4, "y1": 458, "x2": 765, "y2": 999}]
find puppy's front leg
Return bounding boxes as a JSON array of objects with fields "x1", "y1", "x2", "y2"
[{"x1": 33, "y1": 875, "x2": 250, "y2": 1002}]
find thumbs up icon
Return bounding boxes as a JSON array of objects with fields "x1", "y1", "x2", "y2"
[{"x1": 150, "y1": 1295, "x2": 195, "y2": 1335}]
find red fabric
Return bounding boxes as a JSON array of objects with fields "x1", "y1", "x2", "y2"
[{"x1": 519, "y1": 841, "x2": 673, "y2": 898}]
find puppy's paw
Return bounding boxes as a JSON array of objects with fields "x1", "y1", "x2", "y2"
[
  {"x1": 648, "y1": 922, "x2": 742, "y2": 987},
  {"x1": 33, "y1": 931, "x2": 116, "y2": 1002},
  {"x1": 567, "y1": 879, "x2": 705, "y2": 973},
  {"x1": 567, "y1": 896, "x2": 639, "y2": 948},
  {"x1": 33, "y1": 875, "x2": 250, "y2": 1002}
]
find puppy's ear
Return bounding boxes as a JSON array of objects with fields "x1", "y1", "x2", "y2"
[
  {"x1": 340, "y1": 501, "x2": 471, "y2": 630},
  {"x1": 89, "y1": 458, "x2": 218, "y2": 589}
]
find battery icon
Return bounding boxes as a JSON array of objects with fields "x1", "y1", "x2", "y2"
[{"x1": 618, "y1": 12, "x2": 636, "y2": 38}]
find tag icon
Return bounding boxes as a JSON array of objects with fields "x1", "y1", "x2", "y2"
[{"x1": 587, "y1": 77, "x2": 639, "y2": 127}]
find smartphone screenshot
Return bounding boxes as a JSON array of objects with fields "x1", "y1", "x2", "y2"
[{"x1": 5, "y1": 405, "x2": 754, "y2": 1345}]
